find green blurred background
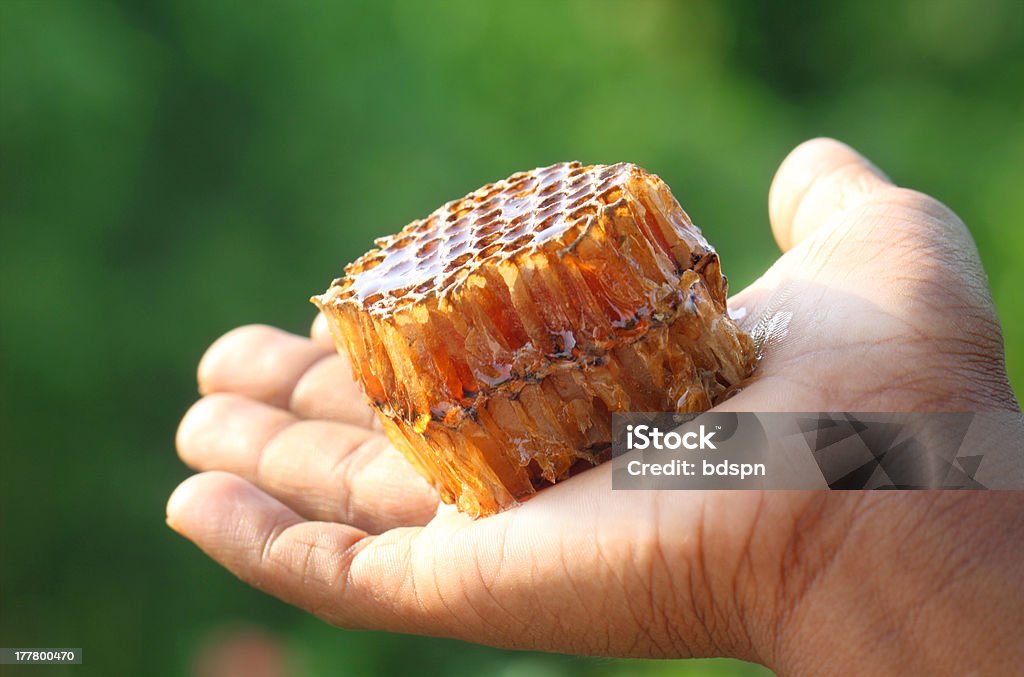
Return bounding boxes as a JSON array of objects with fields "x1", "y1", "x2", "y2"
[{"x1": 2, "y1": 1, "x2": 1022, "y2": 675}]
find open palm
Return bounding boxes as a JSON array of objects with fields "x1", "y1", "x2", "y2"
[{"x1": 170, "y1": 139, "x2": 1022, "y2": 673}]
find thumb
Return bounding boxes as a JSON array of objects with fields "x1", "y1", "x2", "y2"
[
  {"x1": 768, "y1": 138, "x2": 892, "y2": 252},
  {"x1": 748, "y1": 137, "x2": 1018, "y2": 412}
]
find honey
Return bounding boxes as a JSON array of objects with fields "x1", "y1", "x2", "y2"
[{"x1": 313, "y1": 162, "x2": 756, "y2": 516}]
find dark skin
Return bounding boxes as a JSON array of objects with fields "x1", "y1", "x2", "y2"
[{"x1": 170, "y1": 139, "x2": 1024, "y2": 675}]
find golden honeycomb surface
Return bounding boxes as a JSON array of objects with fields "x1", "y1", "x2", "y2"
[{"x1": 313, "y1": 162, "x2": 756, "y2": 516}]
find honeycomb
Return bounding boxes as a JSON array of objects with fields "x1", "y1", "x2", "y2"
[{"x1": 313, "y1": 162, "x2": 756, "y2": 516}]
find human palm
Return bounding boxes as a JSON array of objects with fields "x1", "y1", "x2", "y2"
[{"x1": 170, "y1": 139, "x2": 1022, "y2": 674}]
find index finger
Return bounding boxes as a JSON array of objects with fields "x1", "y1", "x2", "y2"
[{"x1": 165, "y1": 469, "x2": 720, "y2": 658}]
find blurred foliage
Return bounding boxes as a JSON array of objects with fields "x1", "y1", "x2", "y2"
[{"x1": 1, "y1": 1, "x2": 1021, "y2": 675}]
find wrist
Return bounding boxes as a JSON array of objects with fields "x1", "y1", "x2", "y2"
[{"x1": 771, "y1": 492, "x2": 1024, "y2": 676}]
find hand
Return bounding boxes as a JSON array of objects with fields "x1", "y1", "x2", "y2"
[{"x1": 169, "y1": 139, "x2": 1023, "y2": 674}]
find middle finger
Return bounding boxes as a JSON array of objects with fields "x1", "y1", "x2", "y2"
[{"x1": 176, "y1": 393, "x2": 439, "y2": 533}]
